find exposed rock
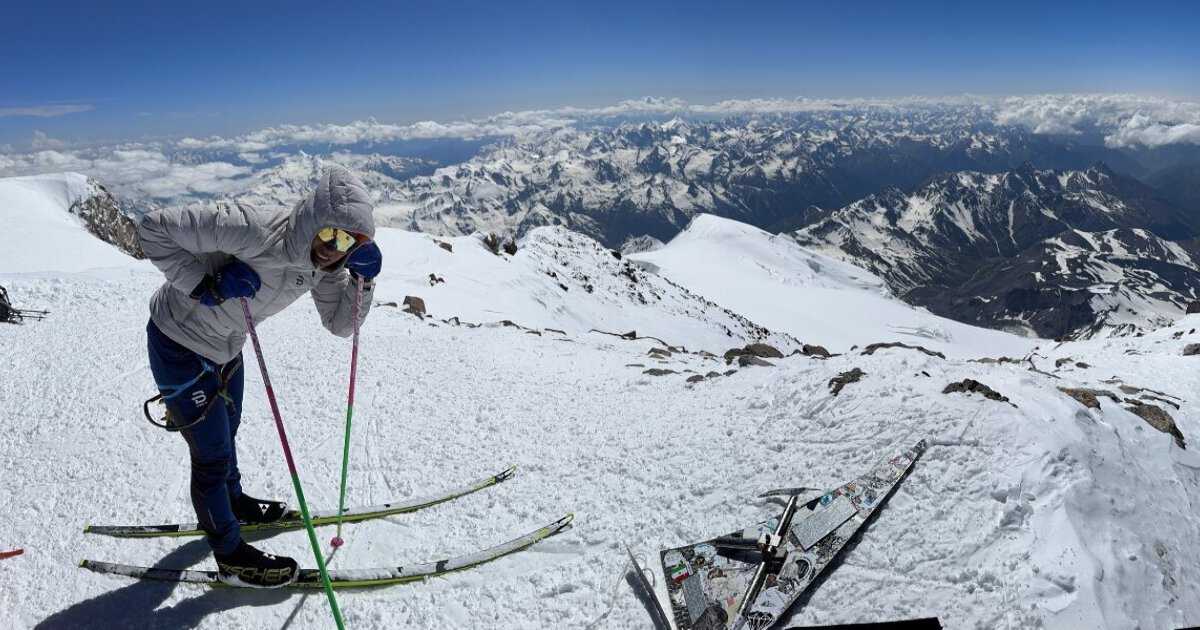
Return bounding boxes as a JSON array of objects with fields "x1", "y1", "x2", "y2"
[
  {"x1": 1187, "y1": 301, "x2": 1200, "y2": 315},
  {"x1": 1074, "y1": 362, "x2": 1090, "y2": 369},
  {"x1": 686, "y1": 375, "x2": 705, "y2": 383},
  {"x1": 745, "y1": 343, "x2": 783, "y2": 359},
  {"x1": 625, "y1": 363, "x2": 644, "y2": 368},
  {"x1": 802, "y1": 344, "x2": 831, "y2": 359},
  {"x1": 1184, "y1": 343, "x2": 1200, "y2": 356},
  {"x1": 401, "y1": 296, "x2": 426, "y2": 317},
  {"x1": 1126, "y1": 403, "x2": 1187, "y2": 449},
  {"x1": 1122, "y1": 393, "x2": 1181, "y2": 410},
  {"x1": 943, "y1": 379, "x2": 1011, "y2": 405},
  {"x1": 648, "y1": 348, "x2": 672, "y2": 358},
  {"x1": 705, "y1": 371, "x2": 722, "y2": 378},
  {"x1": 73, "y1": 181, "x2": 144, "y2": 258},
  {"x1": 480, "y1": 232, "x2": 501, "y2": 255},
  {"x1": 428, "y1": 273, "x2": 445, "y2": 286},
  {"x1": 620, "y1": 235, "x2": 665, "y2": 255},
  {"x1": 723, "y1": 369, "x2": 738, "y2": 376},
  {"x1": 828, "y1": 368, "x2": 865, "y2": 396},
  {"x1": 502, "y1": 239, "x2": 518, "y2": 255},
  {"x1": 1055, "y1": 358, "x2": 1073, "y2": 368},
  {"x1": 1102, "y1": 379, "x2": 1183, "y2": 404},
  {"x1": 737, "y1": 355, "x2": 775, "y2": 368},
  {"x1": 1058, "y1": 387, "x2": 1120, "y2": 409},
  {"x1": 545, "y1": 328, "x2": 566, "y2": 335},
  {"x1": 1058, "y1": 388, "x2": 1100, "y2": 409},
  {"x1": 436, "y1": 240, "x2": 453, "y2": 253},
  {"x1": 643, "y1": 368, "x2": 676, "y2": 376},
  {"x1": 862, "y1": 342, "x2": 946, "y2": 359},
  {"x1": 724, "y1": 343, "x2": 783, "y2": 363},
  {"x1": 971, "y1": 356, "x2": 1021, "y2": 365},
  {"x1": 620, "y1": 330, "x2": 638, "y2": 340}
]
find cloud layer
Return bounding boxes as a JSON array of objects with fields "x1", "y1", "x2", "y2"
[
  {"x1": 2, "y1": 94, "x2": 1198, "y2": 203},
  {"x1": 0, "y1": 147, "x2": 250, "y2": 201},
  {"x1": 994, "y1": 94, "x2": 1200, "y2": 148}
]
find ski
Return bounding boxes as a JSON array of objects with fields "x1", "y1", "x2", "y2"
[
  {"x1": 0, "y1": 548, "x2": 23, "y2": 560},
  {"x1": 84, "y1": 465, "x2": 516, "y2": 538},
  {"x1": 660, "y1": 440, "x2": 926, "y2": 630},
  {"x1": 81, "y1": 513, "x2": 573, "y2": 588},
  {"x1": 625, "y1": 544, "x2": 673, "y2": 630}
]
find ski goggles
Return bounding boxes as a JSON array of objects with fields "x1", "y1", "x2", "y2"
[{"x1": 316, "y1": 227, "x2": 364, "y2": 253}]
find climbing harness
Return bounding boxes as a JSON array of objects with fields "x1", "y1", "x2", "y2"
[{"x1": 143, "y1": 357, "x2": 243, "y2": 432}]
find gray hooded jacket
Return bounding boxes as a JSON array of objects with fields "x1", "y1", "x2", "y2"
[{"x1": 140, "y1": 165, "x2": 376, "y2": 364}]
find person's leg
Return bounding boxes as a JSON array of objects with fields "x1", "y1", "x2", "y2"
[
  {"x1": 222, "y1": 354, "x2": 289, "y2": 523},
  {"x1": 223, "y1": 357, "x2": 245, "y2": 500},
  {"x1": 146, "y1": 320, "x2": 241, "y2": 555}
]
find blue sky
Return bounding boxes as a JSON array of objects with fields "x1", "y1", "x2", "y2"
[{"x1": 1, "y1": 0, "x2": 1197, "y2": 147}]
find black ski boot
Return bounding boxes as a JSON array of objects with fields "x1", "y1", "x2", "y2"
[
  {"x1": 214, "y1": 541, "x2": 298, "y2": 588},
  {"x1": 231, "y1": 492, "x2": 289, "y2": 524}
]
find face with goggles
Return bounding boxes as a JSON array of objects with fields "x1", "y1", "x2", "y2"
[{"x1": 311, "y1": 227, "x2": 368, "y2": 269}]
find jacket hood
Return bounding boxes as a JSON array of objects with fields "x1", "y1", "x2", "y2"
[{"x1": 285, "y1": 165, "x2": 376, "y2": 267}]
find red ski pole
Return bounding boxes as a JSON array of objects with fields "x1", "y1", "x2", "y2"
[{"x1": 240, "y1": 299, "x2": 344, "y2": 630}]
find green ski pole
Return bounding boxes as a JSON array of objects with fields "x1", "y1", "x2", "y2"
[
  {"x1": 241, "y1": 298, "x2": 344, "y2": 630},
  {"x1": 331, "y1": 275, "x2": 364, "y2": 548}
]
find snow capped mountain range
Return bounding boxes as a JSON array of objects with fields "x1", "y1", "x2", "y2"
[
  {"x1": 384, "y1": 115, "x2": 1153, "y2": 248},
  {"x1": 794, "y1": 163, "x2": 1200, "y2": 338}
]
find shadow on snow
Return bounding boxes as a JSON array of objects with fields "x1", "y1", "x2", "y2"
[{"x1": 37, "y1": 540, "x2": 295, "y2": 630}]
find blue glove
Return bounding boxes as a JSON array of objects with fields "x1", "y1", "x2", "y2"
[
  {"x1": 191, "y1": 260, "x2": 261, "y2": 306},
  {"x1": 345, "y1": 241, "x2": 382, "y2": 280}
]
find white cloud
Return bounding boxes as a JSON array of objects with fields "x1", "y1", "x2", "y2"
[
  {"x1": 31, "y1": 130, "x2": 65, "y2": 150},
  {"x1": 0, "y1": 104, "x2": 94, "y2": 118},
  {"x1": 0, "y1": 146, "x2": 250, "y2": 200},
  {"x1": 1107, "y1": 119, "x2": 1200, "y2": 148},
  {"x1": 994, "y1": 94, "x2": 1200, "y2": 148}
]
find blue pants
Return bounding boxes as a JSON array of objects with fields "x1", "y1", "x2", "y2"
[{"x1": 146, "y1": 320, "x2": 245, "y2": 554}]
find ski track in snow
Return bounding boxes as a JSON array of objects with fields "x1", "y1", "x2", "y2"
[{"x1": 2, "y1": 179, "x2": 1200, "y2": 629}]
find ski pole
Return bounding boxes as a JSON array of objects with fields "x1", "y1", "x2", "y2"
[
  {"x1": 331, "y1": 275, "x2": 364, "y2": 548},
  {"x1": 240, "y1": 298, "x2": 344, "y2": 630}
]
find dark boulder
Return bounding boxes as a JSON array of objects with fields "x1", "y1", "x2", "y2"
[{"x1": 942, "y1": 379, "x2": 1011, "y2": 405}]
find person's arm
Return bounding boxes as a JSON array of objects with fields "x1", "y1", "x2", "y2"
[
  {"x1": 312, "y1": 241, "x2": 381, "y2": 336},
  {"x1": 311, "y1": 271, "x2": 375, "y2": 337},
  {"x1": 137, "y1": 201, "x2": 267, "y2": 294}
]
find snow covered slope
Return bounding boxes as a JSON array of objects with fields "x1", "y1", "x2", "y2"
[
  {"x1": 631, "y1": 214, "x2": 1034, "y2": 359},
  {"x1": 1, "y1": 174, "x2": 1198, "y2": 630},
  {"x1": 0, "y1": 173, "x2": 142, "y2": 273},
  {"x1": 370, "y1": 225, "x2": 798, "y2": 352}
]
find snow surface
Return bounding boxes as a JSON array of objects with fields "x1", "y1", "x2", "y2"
[
  {"x1": 0, "y1": 174, "x2": 141, "y2": 274},
  {"x1": 1, "y1": 176, "x2": 1199, "y2": 629},
  {"x1": 631, "y1": 215, "x2": 1034, "y2": 359}
]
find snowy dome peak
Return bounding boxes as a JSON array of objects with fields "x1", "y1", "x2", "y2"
[{"x1": 673, "y1": 213, "x2": 772, "y2": 245}]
